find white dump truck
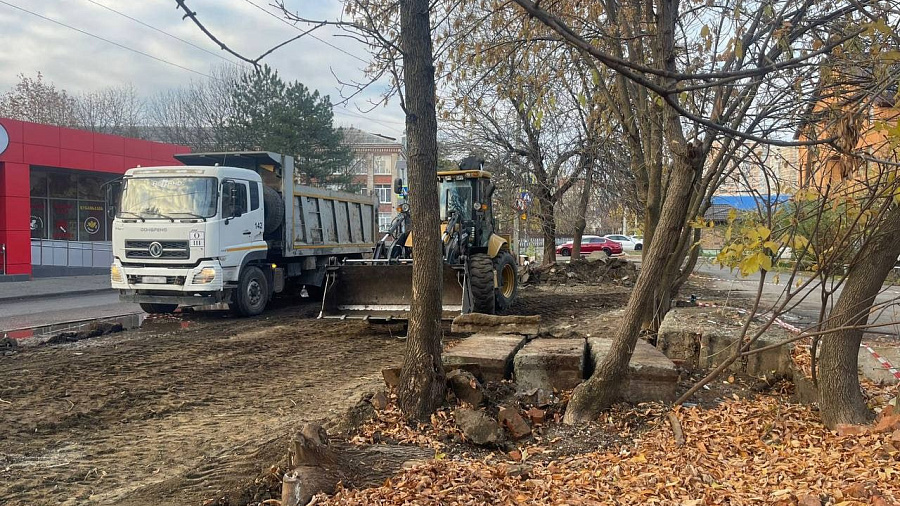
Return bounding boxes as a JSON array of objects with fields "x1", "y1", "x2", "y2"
[{"x1": 109, "y1": 151, "x2": 377, "y2": 316}]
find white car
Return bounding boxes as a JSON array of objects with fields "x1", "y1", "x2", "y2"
[{"x1": 604, "y1": 234, "x2": 643, "y2": 251}]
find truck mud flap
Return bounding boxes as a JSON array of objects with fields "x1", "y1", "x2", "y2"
[{"x1": 319, "y1": 264, "x2": 465, "y2": 320}]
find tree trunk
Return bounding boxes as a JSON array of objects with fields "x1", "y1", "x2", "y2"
[
  {"x1": 818, "y1": 204, "x2": 900, "y2": 429},
  {"x1": 564, "y1": 143, "x2": 700, "y2": 423},
  {"x1": 397, "y1": 0, "x2": 445, "y2": 421},
  {"x1": 537, "y1": 188, "x2": 557, "y2": 265},
  {"x1": 570, "y1": 169, "x2": 593, "y2": 258}
]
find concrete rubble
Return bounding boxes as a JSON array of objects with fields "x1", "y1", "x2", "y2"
[
  {"x1": 454, "y1": 408, "x2": 504, "y2": 445},
  {"x1": 656, "y1": 307, "x2": 794, "y2": 378}
]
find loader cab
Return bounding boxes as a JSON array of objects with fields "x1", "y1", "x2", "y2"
[{"x1": 437, "y1": 170, "x2": 495, "y2": 250}]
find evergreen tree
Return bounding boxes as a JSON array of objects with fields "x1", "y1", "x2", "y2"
[{"x1": 227, "y1": 65, "x2": 356, "y2": 189}]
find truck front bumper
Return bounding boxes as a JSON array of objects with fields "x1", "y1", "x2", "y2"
[{"x1": 111, "y1": 259, "x2": 228, "y2": 306}]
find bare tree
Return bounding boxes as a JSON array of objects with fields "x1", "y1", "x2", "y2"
[
  {"x1": 0, "y1": 72, "x2": 77, "y2": 126},
  {"x1": 73, "y1": 84, "x2": 145, "y2": 137},
  {"x1": 145, "y1": 65, "x2": 241, "y2": 151}
]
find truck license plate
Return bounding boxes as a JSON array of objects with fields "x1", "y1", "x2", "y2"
[{"x1": 142, "y1": 276, "x2": 167, "y2": 284}]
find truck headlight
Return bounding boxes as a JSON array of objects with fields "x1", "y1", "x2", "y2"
[
  {"x1": 111, "y1": 264, "x2": 124, "y2": 283},
  {"x1": 192, "y1": 267, "x2": 216, "y2": 284}
]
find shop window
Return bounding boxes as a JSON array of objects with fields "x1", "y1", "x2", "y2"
[
  {"x1": 50, "y1": 200, "x2": 77, "y2": 240},
  {"x1": 30, "y1": 198, "x2": 47, "y2": 239},
  {"x1": 48, "y1": 172, "x2": 77, "y2": 199},
  {"x1": 78, "y1": 201, "x2": 106, "y2": 241},
  {"x1": 77, "y1": 175, "x2": 104, "y2": 201},
  {"x1": 30, "y1": 171, "x2": 48, "y2": 197}
]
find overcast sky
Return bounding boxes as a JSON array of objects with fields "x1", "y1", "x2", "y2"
[{"x1": 0, "y1": 0, "x2": 407, "y2": 138}]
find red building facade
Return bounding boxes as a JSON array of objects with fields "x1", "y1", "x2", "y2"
[{"x1": 0, "y1": 118, "x2": 190, "y2": 278}]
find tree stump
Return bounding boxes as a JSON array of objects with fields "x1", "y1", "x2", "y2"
[{"x1": 281, "y1": 423, "x2": 434, "y2": 506}]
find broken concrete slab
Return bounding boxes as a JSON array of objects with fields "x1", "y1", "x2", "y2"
[
  {"x1": 656, "y1": 307, "x2": 794, "y2": 378},
  {"x1": 454, "y1": 408, "x2": 504, "y2": 446},
  {"x1": 451, "y1": 313, "x2": 541, "y2": 335},
  {"x1": 443, "y1": 333, "x2": 528, "y2": 382},
  {"x1": 447, "y1": 369, "x2": 484, "y2": 406},
  {"x1": 443, "y1": 362, "x2": 485, "y2": 382},
  {"x1": 382, "y1": 366, "x2": 401, "y2": 388},
  {"x1": 514, "y1": 338, "x2": 585, "y2": 392},
  {"x1": 588, "y1": 338, "x2": 678, "y2": 403}
]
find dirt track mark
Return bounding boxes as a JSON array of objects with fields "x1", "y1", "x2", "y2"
[{"x1": 0, "y1": 302, "x2": 406, "y2": 505}]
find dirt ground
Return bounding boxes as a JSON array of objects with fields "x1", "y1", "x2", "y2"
[
  {"x1": 0, "y1": 274, "x2": 650, "y2": 506},
  {"x1": 0, "y1": 300, "x2": 408, "y2": 506}
]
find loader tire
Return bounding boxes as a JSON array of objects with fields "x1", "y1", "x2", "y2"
[
  {"x1": 468, "y1": 253, "x2": 496, "y2": 314},
  {"x1": 140, "y1": 303, "x2": 178, "y2": 314},
  {"x1": 263, "y1": 186, "x2": 284, "y2": 236},
  {"x1": 494, "y1": 251, "x2": 518, "y2": 312}
]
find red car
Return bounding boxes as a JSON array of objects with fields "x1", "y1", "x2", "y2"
[{"x1": 556, "y1": 235, "x2": 623, "y2": 257}]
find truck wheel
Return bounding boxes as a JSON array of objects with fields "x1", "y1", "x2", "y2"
[
  {"x1": 140, "y1": 303, "x2": 178, "y2": 314},
  {"x1": 468, "y1": 253, "x2": 496, "y2": 314},
  {"x1": 493, "y1": 251, "x2": 518, "y2": 312},
  {"x1": 231, "y1": 266, "x2": 269, "y2": 316},
  {"x1": 263, "y1": 186, "x2": 284, "y2": 236}
]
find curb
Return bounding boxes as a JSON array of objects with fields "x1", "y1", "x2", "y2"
[{"x1": 0, "y1": 288, "x2": 116, "y2": 304}]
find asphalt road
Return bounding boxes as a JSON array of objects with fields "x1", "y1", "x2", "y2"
[
  {"x1": 693, "y1": 259, "x2": 900, "y2": 338},
  {"x1": 0, "y1": 292, "x2": 140, "y2": 333}
]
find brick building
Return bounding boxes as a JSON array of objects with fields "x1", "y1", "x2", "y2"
[{"x1": 342, "y1": 128, "x2": 406, "y2": 232}]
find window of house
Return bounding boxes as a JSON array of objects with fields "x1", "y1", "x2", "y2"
[
  {"x1": 375, "y1": 184, "x2": 392, "y2": 204},
  {"x1": 374, "y1": 155, "x2": 391, "y2": 175},
  {"x1": 378, "y1": 212, "x2": 393, "y2": 232}
]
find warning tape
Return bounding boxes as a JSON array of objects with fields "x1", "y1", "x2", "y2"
[
  {"x1": 861, "y1": 344, "x2": 900, "y2": 380},
  {"x1": 693, "y1": 301, "x2": 900, "y2": 379}
]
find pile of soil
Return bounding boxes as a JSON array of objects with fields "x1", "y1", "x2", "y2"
[{"x1": 522, "y1": 257, "x2": 638, "y2": 286}]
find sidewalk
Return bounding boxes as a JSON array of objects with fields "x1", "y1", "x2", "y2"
[{"x1": 0, "y1": 275, "x2": 112, "y2": 302}]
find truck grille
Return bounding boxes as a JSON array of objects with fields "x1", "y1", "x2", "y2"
[
  {"x1": 125, "y1": 240, "x2": 189, "y2": 259},
  {"x1": 127, "y1": 275, "x2": 186, "y2": 286}
]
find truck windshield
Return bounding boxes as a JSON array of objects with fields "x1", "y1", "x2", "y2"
[
  {"x1": 439, "y1": 181, "x2": 473, "y2": 221},
  {"x1": 119, "y1": 177, "x2": 218, "y2": 219}
]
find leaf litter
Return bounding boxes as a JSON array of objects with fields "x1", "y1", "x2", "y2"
[{"x1": 316, "y1": 385, "x2": 900, "y2": 505}]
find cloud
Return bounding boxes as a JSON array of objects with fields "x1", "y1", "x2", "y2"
[{"x1": 0, "y1": 0, "x2": 404, "y2": 136}]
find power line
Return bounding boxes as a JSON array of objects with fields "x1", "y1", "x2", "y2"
[
  {"x1": 236, "y1": 1, "x2": 404, "y2": 134},
  {"x1": 241, "y1": 0, "x2": 370, "y2": 65},
  {"x1": 332, "y1": 108, "x2": 405, "y2": 135},
  {"x1": 0, "y1": 0, "x2": 217, "y2": 80},
  {"x1": 82, "y1": 0, "x2": 246, "y2": 69}
]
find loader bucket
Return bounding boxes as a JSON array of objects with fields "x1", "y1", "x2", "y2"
[{"x1": 319, "y1": 263, "x2": 467, "y2": 320}]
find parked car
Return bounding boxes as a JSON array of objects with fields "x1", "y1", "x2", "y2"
[
  {"x1": 604, "y1": 234, "x2": 643, "y2": 251},
  {"x1": 556, "y1": 235, "x2": 624, "y2": 257}
]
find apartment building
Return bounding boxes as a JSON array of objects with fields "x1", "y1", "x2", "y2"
[{"x1": 342, "y1": 128, "x2": 407, "y2": 232}]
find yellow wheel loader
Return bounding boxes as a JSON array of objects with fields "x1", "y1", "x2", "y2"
[{"x1": 319, "y1": 157, "x2": 518, "y2": 320}]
